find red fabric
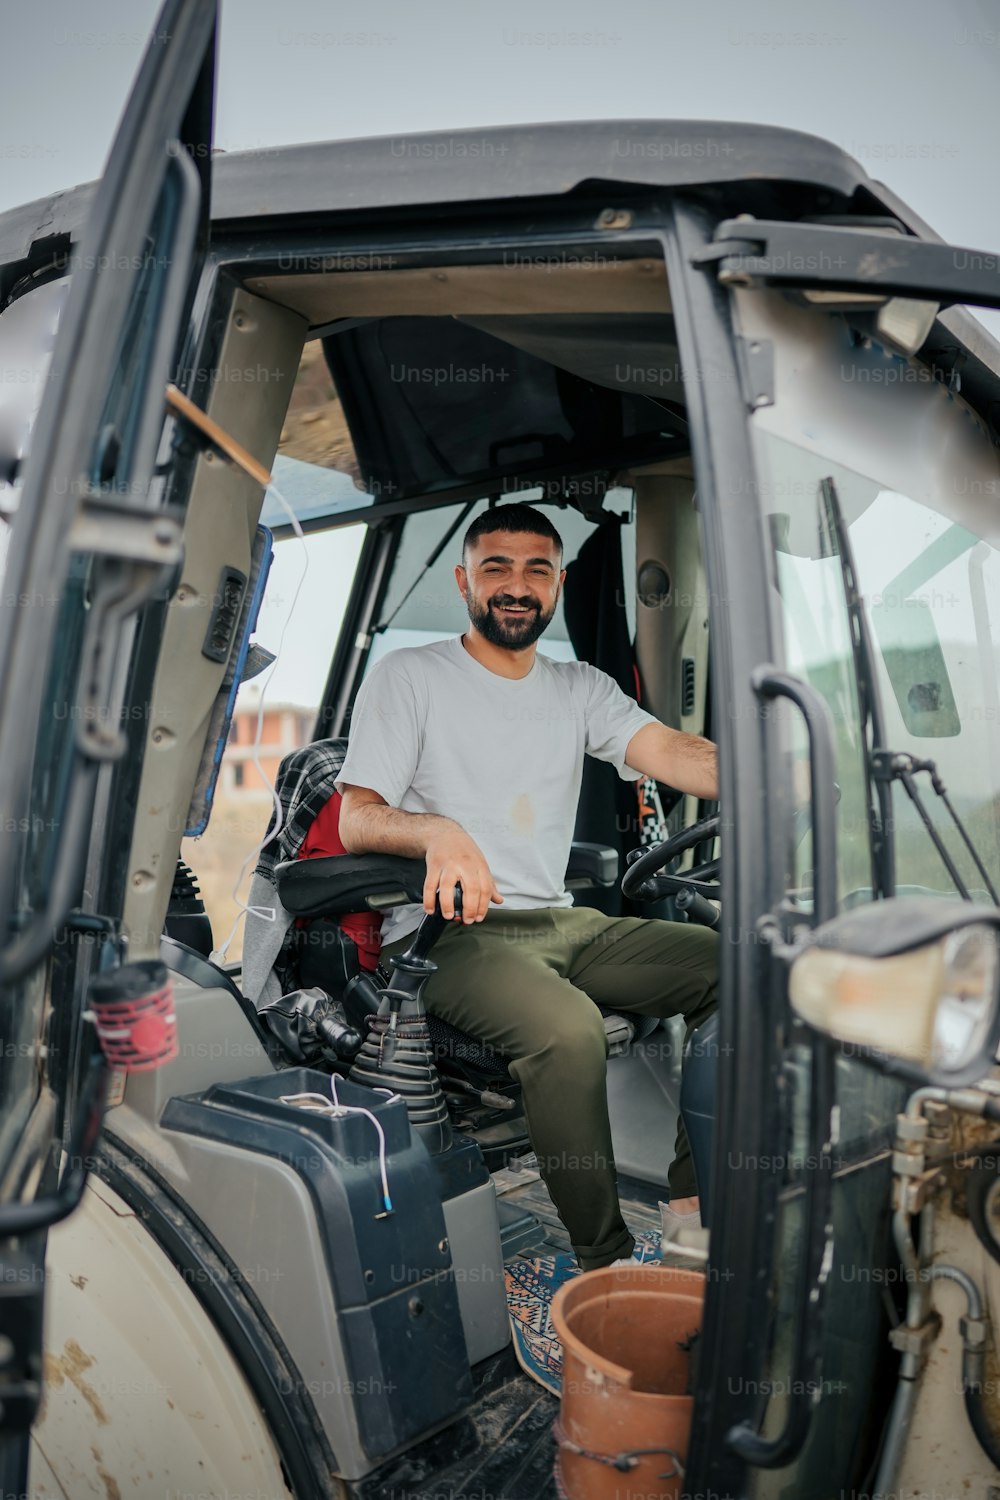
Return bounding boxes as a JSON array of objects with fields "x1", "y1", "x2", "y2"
[{"x1": 296, "y1": 791, "x2": 382, "y2": 971}]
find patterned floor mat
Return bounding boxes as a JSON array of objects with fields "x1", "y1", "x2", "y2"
[{"x1": 504, "y1": 1230, "x2": 662, "y2": 1395}]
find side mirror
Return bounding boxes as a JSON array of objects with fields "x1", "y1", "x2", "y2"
[{"x1": 788, "y1": 897, "x2": 1000, "y2": 1087}]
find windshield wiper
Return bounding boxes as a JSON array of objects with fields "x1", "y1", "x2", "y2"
[
  {"x1": 872, "y1": 749, "x2": 999, "y2": 905},
  {"x1": 819, "y1": 476, "x2": 894, "y2": 896}
]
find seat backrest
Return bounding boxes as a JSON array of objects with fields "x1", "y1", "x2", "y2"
[
  {"x1": 246, "y1": 738, "x2": 381, "y2": 1004},
  {"x1": 255, "y1": 736, "x2": 352, "y2": 881}
]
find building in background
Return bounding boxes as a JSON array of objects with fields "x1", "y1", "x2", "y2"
[
  {"x1": 222, "y1": 699, "x2": 314, "y2": 794},
  {"x1": 182, "y1": 693, "x2": 315, "y2": 961}
]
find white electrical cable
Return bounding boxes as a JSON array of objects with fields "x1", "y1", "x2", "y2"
[
  {"x1": 330, "y1": 1074, "x2": 393, "y2": 1213},
  {"x1": 278, "y1": 1083, "x2": 393, "y2": 1215},
  {"x1": 211, "y1": 477, "x2": 310, "y2": 965}
]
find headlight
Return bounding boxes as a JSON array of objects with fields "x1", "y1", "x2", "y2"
[
  {"x1": 788, "y1": 899, "x2": 1000, "y2": 1088},
  {"x1": 932, "y1": 925, "x2": 998, "y2": 1073}
]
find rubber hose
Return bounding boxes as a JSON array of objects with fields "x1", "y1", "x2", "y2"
[
  {"x1": 964, "y1": 1383, "x2": 1000, "y2": 1471},
  {"x1": 964, "y1": 1144, "x2": 1000, "y2": 1270}
]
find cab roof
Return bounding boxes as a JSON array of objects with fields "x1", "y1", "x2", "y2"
[
  {"x1": 208, "y1": 118, "x2": 872, "y2": 221},
  {"x1": 0, "y1": 118, "x2": 890, "y2": 265}
]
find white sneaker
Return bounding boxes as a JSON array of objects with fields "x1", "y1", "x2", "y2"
[
  {"x1": 659, "y1": 1199, "x2": 703, "y2": 1241},
  {"x1": 606, "y1": 1249, "x2": 661, "y2": 1269},
  {"x1": 587, "y1": 1254, "x2": 640, "y2": 1273}
]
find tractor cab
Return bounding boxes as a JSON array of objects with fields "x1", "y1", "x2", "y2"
[{"x1": 4, "y1": 4, "x2": 1000, "y2": 1498}]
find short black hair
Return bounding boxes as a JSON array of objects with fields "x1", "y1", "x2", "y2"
[{"x1": 462, "y1": 503, "x2": 563, "y2": 562}]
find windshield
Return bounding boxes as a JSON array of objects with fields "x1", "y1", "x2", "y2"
[
  {"x1": 758, "y1": 437, "x2": 1000, "y2": 906},
  {"x1": 750, "y1": 325, "x2": 1000, "y2": 910}
]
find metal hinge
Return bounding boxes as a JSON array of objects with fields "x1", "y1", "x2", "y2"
[
  {"x1": 68, "y1": 493, "x2": 184, "y2": 761},
  {"x1": 735, "y1": 335, "x2": 774, "y2": 411},
  {"x1": 693, "y1": 215, "x2": 1000, "y2": 314},
  {"x1": 68, "y1": 493, "x2": 183, "y2": 566}
]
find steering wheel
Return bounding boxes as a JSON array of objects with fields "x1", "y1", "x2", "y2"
[
  {"x1": 620, "y1": 813, "x2": 721, "y2": 905},
  {"x1": 619, "y1": 777, "x2": 826, "y2": 919}
]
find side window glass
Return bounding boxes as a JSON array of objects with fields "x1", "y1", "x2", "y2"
[
  {"x1": 850, "y1": 490, "x2": 1000, "y2": 898},
  {"x1": 181, "y1": 524, "x2": 365, "y2": 958},
  {"x1": 756, "y1": 435, "x2": 875, "y2": 911}
]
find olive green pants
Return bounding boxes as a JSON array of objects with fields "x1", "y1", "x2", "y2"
[{"x1": 380, "y1": 906, "x2": 718, "y2": 1270}]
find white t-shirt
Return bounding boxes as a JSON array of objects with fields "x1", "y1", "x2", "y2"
[{"x1": 335, "y1": 634, "x2": 658, "y2": 946}]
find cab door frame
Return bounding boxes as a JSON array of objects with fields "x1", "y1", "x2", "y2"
[
  {"x1": 665, "y1": 196, "x2": 1000, "y2": 1497},
  {"x1": 659, "y1": 196, "x2": 792, "y2": 1500},
  {"x1": 0, "y1": 0, "x2": 217, "y2": 1476}
]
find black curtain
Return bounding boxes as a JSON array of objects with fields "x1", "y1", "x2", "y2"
[{"x1": 563, "y1": 517, "x2": 642, "y2": 917}]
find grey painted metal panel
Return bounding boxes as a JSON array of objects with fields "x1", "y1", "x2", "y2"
[
  {"x1": 0, "y1": 119, "x2": 869, "y2": 265},
  {"x1": 208, "y1": 119, "x2": 867, "y2": 220}
]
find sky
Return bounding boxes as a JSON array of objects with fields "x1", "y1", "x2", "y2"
[
  {"x1": 4, "y1": 0, "x2": 1000, "y2": 258},
  {"x1": 4, "y1": 0, "x2": 1000, "y2": 707}
]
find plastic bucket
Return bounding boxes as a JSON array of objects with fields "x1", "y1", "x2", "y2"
[{"x1": 551, "y1": 1265, "x2": 705, "y2": 1500}]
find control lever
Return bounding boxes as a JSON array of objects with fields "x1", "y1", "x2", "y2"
[
  {"x1": 382, "y1": 883, "x2": 462, "y2": 1065},
  {"x1": 347, "y1": 883, "x2": 458, "y2": 1153},
  {"x1": 675, "y1": 887, "x2": 721, "y2": 929},
  {"x1": 256, "y1": 987, "x2": 362, "y2": 1067}
]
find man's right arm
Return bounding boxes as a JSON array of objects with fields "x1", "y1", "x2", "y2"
[{"x1": 338, "y1": 784, "x2": 503, "y2": 923}]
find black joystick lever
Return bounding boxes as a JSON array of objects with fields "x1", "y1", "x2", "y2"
[
  {"x1": 383, "y1": 884, "x2": 463, "y2": 1052},
  {"x1": 346, "y1": 884, "x2": 462, "y2": 1154}
]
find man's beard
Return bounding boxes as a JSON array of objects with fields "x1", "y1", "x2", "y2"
[{"x1": 466, "y1": 592, "x2": 555, "y2": 650}]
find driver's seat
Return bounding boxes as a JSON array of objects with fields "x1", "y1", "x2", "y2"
[
  {"x1": 246, "y1": 737, "x2": 662, "y2": 1097},
  {"x1": 277, "y1": 845, "x2": 659, "y2": 1090}
]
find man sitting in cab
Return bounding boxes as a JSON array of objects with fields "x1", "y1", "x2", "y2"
[{"x1": 336, "y1": 502, "x2": 718, "y2": 1271}]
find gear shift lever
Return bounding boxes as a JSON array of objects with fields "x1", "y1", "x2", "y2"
[{"x1": 346, "y1": 885, "x2": 462, "y2": 1154}]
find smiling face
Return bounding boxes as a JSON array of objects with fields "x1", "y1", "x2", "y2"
[{"x1": 457, "y1": 529, "x2": 566, "y2": 651}]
